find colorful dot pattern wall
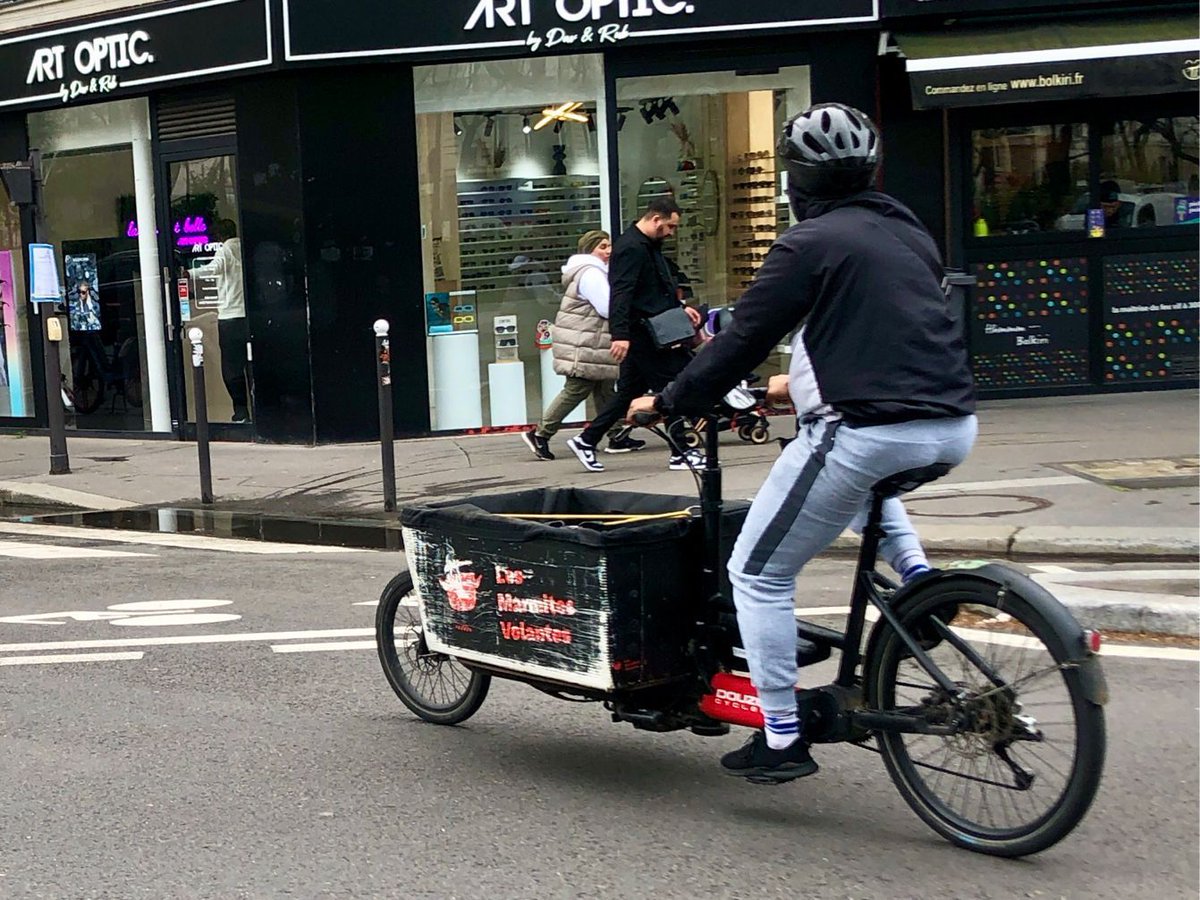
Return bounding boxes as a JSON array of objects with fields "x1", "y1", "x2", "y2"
[
  {"x1": 971, "y1": 258, "x2": 1090, "y2": 389},
  {"x1": 1103, "y1": 253, "x2": 1199, "y2": 383}
]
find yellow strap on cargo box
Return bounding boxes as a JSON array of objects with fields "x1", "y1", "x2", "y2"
[{"x1": 498, "y1": 509, "x2": 695, "y2": 526}]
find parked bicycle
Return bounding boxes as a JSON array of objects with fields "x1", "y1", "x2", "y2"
[{"x1": 376, "y1": 389, "x2": 1106, "y2": 857}]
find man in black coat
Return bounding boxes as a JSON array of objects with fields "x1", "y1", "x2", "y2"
[{"x1": 566, "y1": 197, "x2": 702, "y2": 472}]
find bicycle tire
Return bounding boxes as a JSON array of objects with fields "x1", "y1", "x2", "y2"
[
  {"x1": 865, "y1": 576, "x2": 1105, "y2": 857},
  {"x1": 375, "y1": 571, "x2": 490, "y2": 725}
]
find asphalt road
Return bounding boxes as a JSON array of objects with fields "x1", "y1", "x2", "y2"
[{"x1": 0, "y1": 527, "x2": 1196, "y2": 899}]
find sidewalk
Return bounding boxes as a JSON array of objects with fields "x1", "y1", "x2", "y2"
[
  {"x1": 2, "y1": 391, "x2": 1196, "y2": 635},
  {"x1": 1, "y1": 391, "x2": 1196, "y2": 559}
]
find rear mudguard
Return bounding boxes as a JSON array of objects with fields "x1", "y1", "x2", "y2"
[{"x1": 864, "y1": 563, "x2": 1108, "y2": 707}]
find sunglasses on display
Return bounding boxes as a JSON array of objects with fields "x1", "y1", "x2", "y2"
[
  {"x1": 735, "y1": 166, "x2": 766, "y2": 175},
  {"x1": 734, "y1": 181, "x2": 775, "y2": 190},
  {"x1": 451, "y1": 304, "x2": 475, "y2": 313},
  {"x1": 497, "y1": 337, "x2": 518, "y2": 348},
  {"x1": 738, "y1": 150, "x2": 772, "y2": 161},
  {"x1": 494, "y1": 324, "x2": 517, "y2": 333},
  {"x1": 453, "y1": 315, "x2": 476, "y2": 324}
]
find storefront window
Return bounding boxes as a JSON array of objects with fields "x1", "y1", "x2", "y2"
[
  {"x1": 0, "y1": 185, "x2": 33, "y2": 418},
  {"x1": 971, "y1": 124, "x2": 1089, "y2": 237},
  {"x1": 414, "y1": 55, "x2": 606, "y2": 431},
  {"x1": 1100, "y1": 117, "x2": 1200, "y2": 229},
  {"x1": 615, "y1": 66, "x2": 810, "y2": 378},
  {"x1": 28, "y1": 98, "x2": 162, "y2": 431}
]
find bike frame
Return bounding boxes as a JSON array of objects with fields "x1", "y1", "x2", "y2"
[{"x1": 688, "y1": 413, "x2": 1015, "y2": 738}]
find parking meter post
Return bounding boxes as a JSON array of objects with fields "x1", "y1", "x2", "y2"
[
  {"x1": 5, "y1": 155, "x2": 69, "y2": 474},
  {"x1": 374, "y1": 319, "x2": 396, "y2": 513},
  {"x1": 43, "y1": 310, "x2": 70, "y2": 474},
  {"x1": 188, "y1": 327, "x2": 214, "y2": 505}
]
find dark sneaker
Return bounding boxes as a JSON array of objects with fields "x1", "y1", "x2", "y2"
[
  {"x1": 720, "y1": 731, "x2": 819, "y2": 784},
  {"x1": 521, "y1": 429, "x2": 554, "y2": 461},
  {"x1": 605, "y1": 433, "x2": 646, "y2": 454},
  {"x1": 668, "y1": 450, "x2": 704, "y2": 471},
  {"x1": 566, "y1": 436, "x2": 605, "y2": 472}
]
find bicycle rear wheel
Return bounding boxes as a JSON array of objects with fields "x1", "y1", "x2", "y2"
[
  {"x1": 865, "y1": 577, "x2": 1105, "y2": 857},
  {"x1": 375, "y1": 571, "x2": 490, "y2": 725}
]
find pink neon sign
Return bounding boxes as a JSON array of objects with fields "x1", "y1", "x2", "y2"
[{"x1": 125, "y1": 216, "x2": 211, "y2": 247}]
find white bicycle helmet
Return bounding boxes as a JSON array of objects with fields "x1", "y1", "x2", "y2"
[{"x1": 778, "y1": 102, "x2": 881, "y2": 199}]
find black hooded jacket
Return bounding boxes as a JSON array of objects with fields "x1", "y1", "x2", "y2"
[{"x1": 659, "y1": 191, "x2": 976, "y2": 425}]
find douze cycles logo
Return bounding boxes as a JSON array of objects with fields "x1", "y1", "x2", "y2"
[
  {"x1": 465, "y1": 0, "x2": 698, "y2": 51},
  {"x1": 25, "y1": 30, "x2": 155, "y2": 103}
]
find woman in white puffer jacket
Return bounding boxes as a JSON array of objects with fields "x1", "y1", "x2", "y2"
[{"x1": 521, "y1": 230, "x2": 644, "y2": 461}]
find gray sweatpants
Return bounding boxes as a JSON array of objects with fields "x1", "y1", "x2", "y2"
[{"x1": 727, "y1": 415, "x2": 978, "y2": 716}]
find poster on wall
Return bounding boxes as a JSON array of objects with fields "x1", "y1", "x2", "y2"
[
  {"x1": 0, "y1": 249, "x2": 28, "y2": 415},
  {"x1": 0, "y1": 250, "x2": 12, "y2": 387},
  {"x1": 970, "y1": 258, "x2": 1092, "y2": 390},
  {"x1": 1103, "y1": 252, "x2": 1200, "y2": 384},
  {"x1": 64, "y1": 254, "x2": 102, "y2": 332}
]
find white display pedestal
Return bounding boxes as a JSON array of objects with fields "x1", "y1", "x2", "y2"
[
  {"x1": 539, "y1": 348, "x2": 584, "y2": 421},
  {"x1": 431, "y1": 332, "x2": 483, "y2": 430},
  {"x1": 487, "y1": 361, "x2": 528, "y2": 427}
]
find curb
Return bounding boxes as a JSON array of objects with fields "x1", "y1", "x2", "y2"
[
  {"x1": 829, "y1": 524, "x2": 1199, "y2": 563},
  {"x1": 0, "y1": 481, "x2": 139, "y2": 512}
]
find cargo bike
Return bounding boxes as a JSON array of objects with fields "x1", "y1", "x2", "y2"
[{"x1": 376, "y1": 392, "x2": 1107, "y2": 858}]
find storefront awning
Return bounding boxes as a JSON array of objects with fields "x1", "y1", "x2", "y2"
[{"x1": 896, "y1": 14, "x2": 1199, "y2": 109}]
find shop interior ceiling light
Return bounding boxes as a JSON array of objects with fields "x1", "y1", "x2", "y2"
[
  {"x1": 522, "y1": 115, "x2": 532, "y2": 134},
  {"x1": 534, "y1": 101, "x2": 589, "y2": 131}
]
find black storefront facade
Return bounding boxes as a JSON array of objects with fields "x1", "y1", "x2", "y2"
[
  {"x1": 879, "y1": 0, "x2": 1199, "y2": 398},
  {"x1": 0, "y1": 0, "x2": 1194, "y2": 446}
]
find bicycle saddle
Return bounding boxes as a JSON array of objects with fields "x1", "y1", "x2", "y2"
[{"x1": 872, "y1": 463, "x2": 952, "y2": 498}]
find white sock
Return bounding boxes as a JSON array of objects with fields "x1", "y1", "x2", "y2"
[{"x1": 763, "y1": 710, "x2": 800, "y2": 750}]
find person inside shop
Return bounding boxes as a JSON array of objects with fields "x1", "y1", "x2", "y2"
[
  {"x1": 627, "y1": 103, "x2": 977, "y2": 783},
  {"x1": 1099, "y1": 180, "x2": 1131, "y2": 230},
  {"x1": 195, "y1": 218, "x2": 249, "y2": 423},
  {"x1": 565, "y1": 197, "x2": 703, "y2": 473},
  {"x1": 521, "y1": 230, "x2": 645, "y2": 461}
]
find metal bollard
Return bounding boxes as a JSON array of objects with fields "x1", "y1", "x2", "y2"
[
  {"x1": 188, "y1": 327, "x2": 214, "y2": 505},
  {"x1": 374, "y1": 319, "x2": 397, "y2": 513}
]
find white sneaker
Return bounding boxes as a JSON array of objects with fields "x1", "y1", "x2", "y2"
[
  {"x1": 566, "y1": 437, "x2": 605, "y2": 472},
  {"x1": 668, "y1": 450, "x2": 704, "y2": 471}
]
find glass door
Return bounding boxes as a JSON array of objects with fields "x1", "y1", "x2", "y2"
[
  {"x1": 162, "y1": 153, "x2": 252, "y2": 427},
  {"x1": 614, "y1": 67, "x2": 810, "y2": 378}
]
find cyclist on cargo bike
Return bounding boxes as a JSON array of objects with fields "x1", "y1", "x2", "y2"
[{"x1": 628, "y1": 102, "x2": 977, "y2": 782}]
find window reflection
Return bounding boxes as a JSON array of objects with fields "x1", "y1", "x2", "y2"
[
  {"x1": 1101, "y1": 117, "x2": 1200, "y2": 228},
  {"x1": 971, "y1": 124, "x2": 1089, "y2": 237}
]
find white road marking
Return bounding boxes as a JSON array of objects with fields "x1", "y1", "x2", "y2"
[
  {"x1": 0, "y1": 540, "x2": 155, "y2": 559},
  {"x1": 1028, "y1": 564, "x2": 1074, "y2": 574},
  {"x1": 0, "y1": 628, "x2": 373, "y2": 654},
  {"x1": 796, "y1": 606, "x2": 1196, "y2": 661},
  {"x1": 271, "y1": 641, "x2": 375, "y2": 653},
  {"x1": 0, "y1": 651, "x2": 144, "y2": 666},
  {"x1": 0, "y1": 600, "x2": 240, "y2": 627},
  {"x1": 0, "y1": 522, "x2": 370, "y2": 555},
  {"x1": 112, "y1": 613, "x2": 242, "y2": 627},
  {"x1": 911, "y1": 474, "x2": 1088, "y2": 496}
]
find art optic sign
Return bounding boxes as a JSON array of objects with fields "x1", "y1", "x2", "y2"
[
  {"x1": 0, "y1": 0, "x2": 272, "y2": 109},
  {"x1": 284, "y1": 0, "x2": 877, "y2": 61}
]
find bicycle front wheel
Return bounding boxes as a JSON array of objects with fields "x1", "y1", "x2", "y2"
[
  {"x1": 866, "y1": 578, "x2": 1105, "y2": 857},
  {"x1": 375, "y1": 571, "x2": 490, "y2": 725}
]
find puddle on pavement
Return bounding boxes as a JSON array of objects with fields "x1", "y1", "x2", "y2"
[{"x1": 7, "y1": 506, "x2": 404, "y2": 551}]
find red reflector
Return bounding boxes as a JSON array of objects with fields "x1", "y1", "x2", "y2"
[{"x1": 1084, "y1": 629, "x2": 1102, "y2": 654}]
